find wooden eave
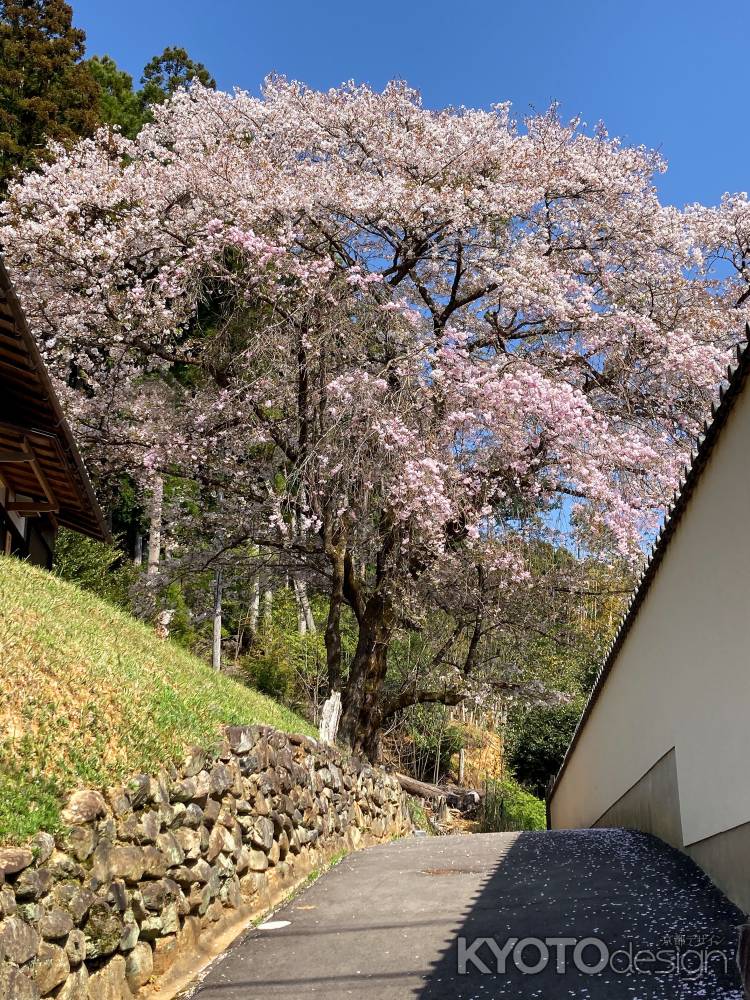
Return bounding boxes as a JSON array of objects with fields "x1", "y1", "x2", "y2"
[{"x1": 0, "y1": 260, "x2": 109, "y2": 541}]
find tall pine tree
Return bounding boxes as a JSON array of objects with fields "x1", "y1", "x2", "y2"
[
  {"x1": 140, "y1": 47, "x2": 216, "y2": 108},
  {"x1": 0, "y1": 0, "x2": 100, "y2": 191},
  {"x1": 87, "y1": 55, "x2": 145, "y2": 139}
]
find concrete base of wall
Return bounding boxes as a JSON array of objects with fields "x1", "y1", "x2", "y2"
[
  {"x1": 593, "y1": 748, "x2": 684, "y2": 850},
  {"x1": 590, "y1": 748, "x2": 749, "y2": 915},
  {"x1": 688, "y1": 822, "x2": 750, "y2": 916}
]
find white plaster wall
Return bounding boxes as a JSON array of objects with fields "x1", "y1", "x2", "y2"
[{"x1": 550, "y1": 378, "x2": 750, "y2": 848}]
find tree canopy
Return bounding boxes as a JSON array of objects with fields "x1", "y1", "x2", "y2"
[
  {"x1": 87, "y1": 47, "x2": 216, "y2": 139},
  {"x1": 0, "y1": 2, "x2": 215, "y2": 187},
  {"x1": 87, "y1": 55, "x2": 144, "y2": 139}
]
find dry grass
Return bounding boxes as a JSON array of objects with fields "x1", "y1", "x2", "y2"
[
  {"x1": 0, "y1": 555, "x2": 315, "y2": 843},
  {"x1": 451, "y1": 722, "x2": 505, "y2": 788}
]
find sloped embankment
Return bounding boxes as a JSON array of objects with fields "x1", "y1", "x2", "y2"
[{"x1": 0, "y1": 554, "x2": 314, "y2": 843}]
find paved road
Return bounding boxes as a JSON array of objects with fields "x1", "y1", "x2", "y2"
[{"x1": 188, "y1": 829, "x2": 745, "y2": 999}]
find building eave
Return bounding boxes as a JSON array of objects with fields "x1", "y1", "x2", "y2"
[{"x1": 0, "y1": 259, "x2": 110, "y2": 543}]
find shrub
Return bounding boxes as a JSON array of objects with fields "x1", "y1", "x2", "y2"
[
  {"x1": 53, "y1": 528, "x2": 137, "y2": 609},
  {"x1": 406, "y1": 797, "x2": 434, "y2": 835},
  {"x1": 391, "y1": 704, "x2": 465, "y2": 782},
  {"x1": 505, "y1": 700, "x2": 583, "y2": 798},
  {"x1": 480, "y1": 776, "x2": 546, "y2": 832}
]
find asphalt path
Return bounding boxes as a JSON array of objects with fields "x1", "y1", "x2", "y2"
[{"x1": 188, "y1": 829, "x2": 745, "y2": 999}]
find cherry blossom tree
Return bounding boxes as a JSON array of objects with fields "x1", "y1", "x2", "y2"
[{"x1": 1, "y1": 79, "x2": 743, "y2": 757}]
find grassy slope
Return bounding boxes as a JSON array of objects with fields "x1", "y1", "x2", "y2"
[{"x1": 0, "y1": 555, "x2": 315, "y2": 843}]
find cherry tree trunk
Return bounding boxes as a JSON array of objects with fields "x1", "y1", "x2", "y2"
[
  {"x1": 338, "y1": 598, "x2": 394, "y2": 761},
  {"x1": 324, "y1": 551, "x2": 345, "y2": 692}
]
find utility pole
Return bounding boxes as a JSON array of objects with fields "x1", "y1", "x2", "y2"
[
  {"x1": 147, "y1": 474, "x2": 163, "y2": 576},
  {"x1": 212, "y1": 566, "x2": 223, "y2": 671}
]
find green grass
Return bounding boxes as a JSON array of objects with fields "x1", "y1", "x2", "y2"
[
  {"x1": 0, "y1": 555, "x2": 315, "y2": 844},
  {"x1": 406, "y1": 796, "x2": 434, "y2": 835},
  {"x1": 300, "y1": 850, "x2": 348, "y2": 888}
]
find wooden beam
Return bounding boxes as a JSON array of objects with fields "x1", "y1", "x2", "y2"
[
  {"x1": 24, "y1": 436, "x2": 59, "y2": 514},
  {"x1": 5, "y1": 501, "x2": 57, "y2": 514},
  {"x1": 0, "y1": 437, "x2": 60, "y2": 516}
]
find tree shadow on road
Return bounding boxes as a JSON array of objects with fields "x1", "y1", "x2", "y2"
[{"x1": 414, "y1": 829, "x2": 745, "y2": 999}]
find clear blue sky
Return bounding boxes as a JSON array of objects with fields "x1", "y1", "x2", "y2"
[{"x1": 72, "y1": 0, "x2": 748, "y2": 209}]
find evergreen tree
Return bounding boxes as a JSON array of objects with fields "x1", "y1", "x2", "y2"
[
  {"x1": 87, "y1": 54, "x2": 145, "y2": 139},
  {"x1": 0, "y1": 0, "x2": 100, "y2": 190},
  {"x1": 139, "y1": 46, "x2": 216, "y2": 109}
]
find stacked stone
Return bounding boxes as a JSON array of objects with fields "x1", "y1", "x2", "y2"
[{"x1": 0, "y1": 726, "x2": 411, "y2": 999}]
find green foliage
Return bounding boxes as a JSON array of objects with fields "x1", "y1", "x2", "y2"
[
  {"x1": 0, "y1": 554, "x2": 314, "y2": 843},
  {"x1": 480, "y1": 776, "x2": 546, "y2": 832},
  {"x1": 87, "y1": 54, "x2": 145, "y2": 138},
  {"x1": 0, "y1": 0, "x2": 101, "y2": 189},
  {"x1": 245, "y1": 650, "x2": 294, "y2": 704},
  {"x1": 242, "y1": 588, "x2": 329, "y2": 718},
  {"x1": 139, "y1": 46, "x2": 216, "y2": 108},
  {"x1": 0, "y1": 17, "x2": 217, "y2": 189},
  {"x1": 406, "y1": 796, "x2": 434, "y2": 835},
  {"x1": 400, "y1": 705, "x2": 464, "y2": 782},
  {"x1": 490, "y1": 551, "x2": 626, "y2": 798},
  {"x1": 163, "y1": 580, "x2": 199, "y2": 649},
  {"x1": 87, "y1": 47, "x2": 217, "y2": 142},
  {"x1": 52, "y1": 527, "x2": 137, "y2": 609},
  {"x1": 506, "y1": 700, "x2": 584, "y2": 798}
]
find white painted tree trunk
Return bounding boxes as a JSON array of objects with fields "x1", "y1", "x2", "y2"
[
  {"x1": 147, "y1": 475, "x2": 163, "y2": 577},
  {"x1": 262, "y1": 576, "x2": 273, "y2": 626},
  {"x1": 294, "y1": 577, "x2": 307, "y2": 635},
  {"x1": 319, "y1": 691, "x2": 342, "y2": 744},
  {"x1": 300, "y1": 579, "x2": 316, "y2": 634},
  {"x1": 292, "y1": 577, "x2": 316, "y2": 635}
]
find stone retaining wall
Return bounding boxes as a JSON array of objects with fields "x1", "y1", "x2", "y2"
[{"x1": 0, "y1": 725, "x2": 412, "y2": 998}]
